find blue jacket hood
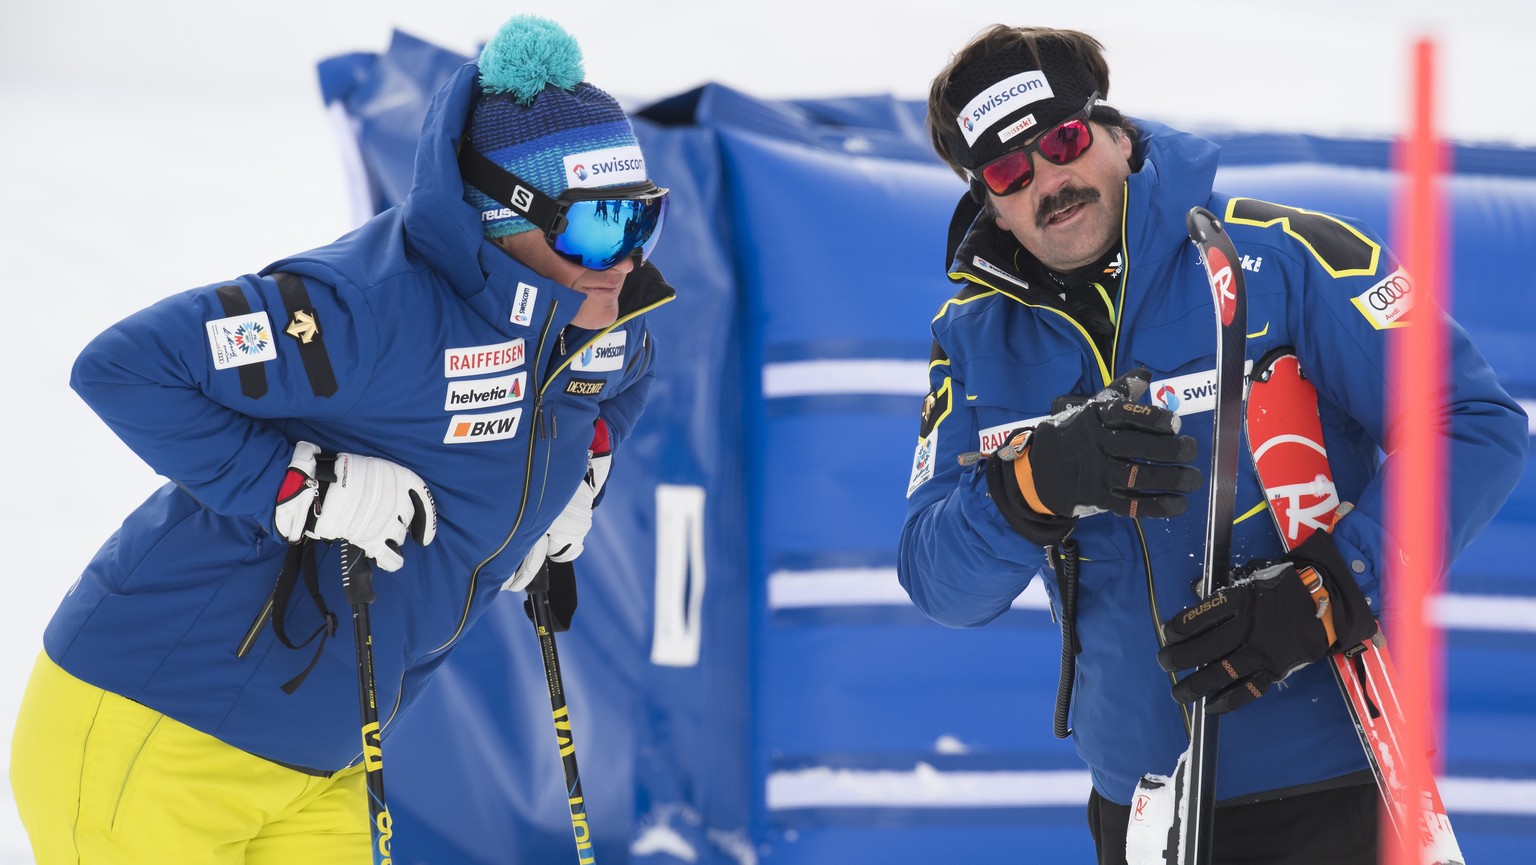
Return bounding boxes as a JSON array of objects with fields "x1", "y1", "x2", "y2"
[{"x1": 402, "y1": 61, "x2": 492, "y2": 299}]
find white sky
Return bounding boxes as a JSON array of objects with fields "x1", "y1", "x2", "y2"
[{"x1": 1, "y1": 1, "x2": 1532, "y2": 859}]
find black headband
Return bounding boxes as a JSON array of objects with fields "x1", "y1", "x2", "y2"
[{"x1": 938, "y1": 39, "x2": 1104, "y2": 172}]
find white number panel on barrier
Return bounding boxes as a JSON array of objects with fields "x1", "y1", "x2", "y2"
[{"x1": 651, "y1": 483, "x2": 707, "y2": 667}]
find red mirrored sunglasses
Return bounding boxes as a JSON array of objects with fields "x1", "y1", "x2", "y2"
[{"x1": 972, "y1": 94, "x2": 1102, "y2": 197}]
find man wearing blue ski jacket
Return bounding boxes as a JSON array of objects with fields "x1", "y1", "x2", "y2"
[
  {"x1": 900, "y1": 25, "x2": 1526, "y2": 864},
  {"x1": 10, "y1": 16, "x2": 674, "y2": 865}
]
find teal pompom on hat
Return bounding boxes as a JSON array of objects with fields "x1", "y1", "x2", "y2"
[{"x1": 462, "y1": 16, "x2": 648, "y2": 240}]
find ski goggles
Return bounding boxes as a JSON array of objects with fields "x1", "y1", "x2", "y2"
[
  {"x1": 458, "y1": 144, "x2": 669, "y2": 271},
  {"x1": 545, "y1": 183, "x2": 669, "y2": 270},
  {"x1": 970, "y1": 94, "x2": 1100, "y2": 197}
]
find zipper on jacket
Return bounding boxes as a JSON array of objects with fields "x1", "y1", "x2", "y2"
[
  {"x1": 426, "y1": 289, "x2": 675, "y2": 663},
  {"x1": 968, "y1": 188, "x2": 1192, "y2": 733},
  {"x1": 424, "y1": 300, "x2": 563, "y2": 658}
]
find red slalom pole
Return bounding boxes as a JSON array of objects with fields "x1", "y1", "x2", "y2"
[{"x1": 1387, "y1": 36, "x2": 1448, "y2": 865}]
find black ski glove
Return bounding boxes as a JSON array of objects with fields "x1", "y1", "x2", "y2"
[
  {"x1": 523, "y1": 558, "x2": 579, "y2": 633},
  {"x1": 1157, "y1": 531, "x2": 1377, "y2": 714},
  {"x1": 987, "y1": 369, "x2": 1202, "y2": 544}
]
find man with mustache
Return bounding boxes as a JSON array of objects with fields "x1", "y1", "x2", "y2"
[{"x1": 898, "y1": 25, "x2": 1526, "y2": 864}]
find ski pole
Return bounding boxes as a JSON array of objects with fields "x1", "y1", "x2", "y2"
[
  {"x1": 525, "y1": 559, "x2": 597, "y2": 865},
  {"x1": 340, "y1": 541, "x2": 393, "y2": 865}
]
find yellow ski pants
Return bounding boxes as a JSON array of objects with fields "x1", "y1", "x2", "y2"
[{"x1": 10, "y1": 652, "x2": 370, "y2": 864}]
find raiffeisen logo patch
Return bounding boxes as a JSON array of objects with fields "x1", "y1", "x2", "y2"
[
  {"x1": 444, "y1": 407, "x2": 523, "y2": 444},
  {"x1": 977, "y1": 416, "x2": 1049, "y2": 452},
  {"x1": 444, "y1": 338, "x2": 525, "y2": 378},
  {"x1": 563, "y1": 145, "x2": 647, "y2": 188},
  {"x1": 955, "y1": 70, "x2": 1053, "y2": 147}
]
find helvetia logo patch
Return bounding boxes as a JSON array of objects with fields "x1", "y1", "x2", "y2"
[
  {"x1": 444, "y1": 372, "x2": 526, "y2": 410},
  {"x1": 206, "y1": 311, "x2": 277, "y2": 369},
  {"x1": 444, "y1": 408, "x2": 523, "y2": 444}
]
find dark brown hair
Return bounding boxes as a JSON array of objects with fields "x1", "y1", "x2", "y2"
[{"x1": 927, "y1": 26, "x2": 1131, "y2": 179}]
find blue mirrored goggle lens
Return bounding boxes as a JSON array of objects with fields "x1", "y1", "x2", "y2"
[{"x1": 551, "y1": 193, "x2": 669, "y2": 271}]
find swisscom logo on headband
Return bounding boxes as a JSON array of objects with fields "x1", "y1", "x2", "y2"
[
  {"x1": 564, "y1": 145, "x2": 647, "y2": 189},
  {"x1": 956, "y1": 70, "x2": 1054, "y2": 147}
]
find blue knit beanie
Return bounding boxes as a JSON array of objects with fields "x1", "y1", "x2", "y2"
[{"x1": 462, "y1": 16, "x2": 648, "y2": 239}]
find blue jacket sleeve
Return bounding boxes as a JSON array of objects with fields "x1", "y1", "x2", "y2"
[
  {"x1": 1279, "y1": 218, "x2": 1528, "y2": 602},
  {"x1": 69, "y1": 273, "x2": 373, "y2": 520},
  {"x1": 898, "y1": 337, "x2": 1046, "y2": 628},
  {"x1": 596, "y1": 323, "x2": 656, "y2": 453}
]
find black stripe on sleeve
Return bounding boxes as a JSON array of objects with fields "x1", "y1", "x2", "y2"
[
  {"x1": 273, "y1": 273, "x2": 338, "y2": 398},
  {"x1": 214, "y1": 284, "x2": 268, "y2": 400}
]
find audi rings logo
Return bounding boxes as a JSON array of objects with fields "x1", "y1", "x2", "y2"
[
  {"x1": 1351, "y1": 267, "x2": 1415, "y2": 330},
  {"x1": 1367, "y1": 274, "x2": 1411, "y2": 310}
]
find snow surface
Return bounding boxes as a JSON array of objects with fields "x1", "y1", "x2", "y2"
[{"x1": 2, "y1": 0, "x2": 1533, "y2": 860}]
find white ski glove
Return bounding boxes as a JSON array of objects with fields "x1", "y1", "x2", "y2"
[
  {"x1": 503, "y1": 420, "x2": 613, "y2": 591},
  {"x1": 274, "y1": 441, "x2": 437, "y2": 572}
]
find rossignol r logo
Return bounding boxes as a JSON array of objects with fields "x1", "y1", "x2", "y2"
[{"x1": 1204, "y1": 245, "x2": 1237, "y2": 326}]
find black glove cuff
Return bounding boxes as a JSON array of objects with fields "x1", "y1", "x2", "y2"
[
  {"x1": 1288, "y1": 531, "x2": 1378, "y2": 649},
  {"x1": 984, "y1": 453, "x2": 1076, "y2": 546}
]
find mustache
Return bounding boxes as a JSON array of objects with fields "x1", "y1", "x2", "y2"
[{"x1": 1035, "y1": 185, "x2": 1101, "y2": 229}]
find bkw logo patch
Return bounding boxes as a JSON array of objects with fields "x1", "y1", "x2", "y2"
[{"x1": 444, "y1": 408, "x2": 523, "y2": 444}]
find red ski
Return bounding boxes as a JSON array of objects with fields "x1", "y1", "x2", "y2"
[{"x1": 1246, "y1": 349, "x2": 1464, "y2": 865}]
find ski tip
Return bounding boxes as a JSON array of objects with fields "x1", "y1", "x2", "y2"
[{"x1": 1186, "y1": 206, "x2": 1225, "y2": 243}]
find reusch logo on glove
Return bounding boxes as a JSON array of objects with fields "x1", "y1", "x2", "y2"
[{"x1": 1180, "y1": 593, "x2": 1229, "y2": 625}]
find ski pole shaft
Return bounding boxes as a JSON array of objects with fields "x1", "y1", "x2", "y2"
[
  {"x1": 527, "y1": 560, "x2": 596, "y2": 865},
  {"x1": 341, "y1": 542, "x2": 392, "y2": 865}
]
